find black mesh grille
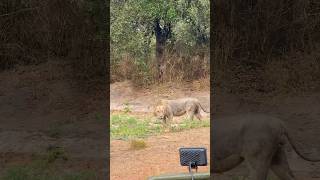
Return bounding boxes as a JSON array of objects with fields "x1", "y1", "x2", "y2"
[{"x1": 179, "y1": 148, "x2": 207, "y2": 166}]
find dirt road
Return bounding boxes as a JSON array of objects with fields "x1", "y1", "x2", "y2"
[
  {"x1": 110, "y1": 80, "x2": 210, "y2": 113},
  {"x1": 110, "y1": 81, "x2": 210, "y2": 179},
  {"x1": 110, "y1": 127, "x2": 210, "y2": 180},
  {"x1": 1, "y1": 61, "x2": 319, "y2": 180},
  {"x1": 110, "y1": 81, "x2": 320, "y2": 180},
  {"x1": 0, "y1": 61, "x2": 108, "y2": 178}
]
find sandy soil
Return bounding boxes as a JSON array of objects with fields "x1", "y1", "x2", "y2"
[
  {"x1": 110, "y1": 80, "x2": 210, "y2": 113},
  {"x1": 0, "y1": 61, "x2": 108, "y2": 178},
  {"x1": 110, "y1": 80, "x2": 320, "y2": 180},
  {"x1": 110, "y1": 128, "x2": 210, "y2": 180},
  {"x1": 1, "y1": 61, "x2": 320, "y2": 180},
  {"x1": 110, "y1": 81, "x2": 210, "y2": 179}
]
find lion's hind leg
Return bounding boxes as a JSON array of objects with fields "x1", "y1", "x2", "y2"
[
  {"x1": 245, "y1": 156, "x2": 270, "y2": 180},
  {"x1": 185, "y1": 103, "x2": 196, "y2": 121},
  {"x1": 244, "y1": 141, "x2": 273, "y2": 180},
  {"x1": 271, "y1": 147, "x2": 295, "y2": 180}
]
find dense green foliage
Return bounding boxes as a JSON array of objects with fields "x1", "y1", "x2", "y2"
[{"x1": 111, "y1": 0, "x2": 210, "y2": 83}]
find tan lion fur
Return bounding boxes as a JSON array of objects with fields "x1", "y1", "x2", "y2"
[
  {"x1": 153, "y1": 98, "x2": 209, "y2": 124},
  {"x1": 213, "y1": 113, "x2": 320, "y2": 180}
]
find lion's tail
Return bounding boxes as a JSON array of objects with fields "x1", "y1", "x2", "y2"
[
  {"x1": 198, "y1": 103, "x2": 210, "y2": 113},
  {"x1": 285, "y1": 127, "x2": 320, "y2": 162}
]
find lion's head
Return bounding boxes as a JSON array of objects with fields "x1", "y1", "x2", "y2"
[
  {"x1": 153, "y1": 104, "x2": 167, "y2": 120},
  {"x1": 153, "y1": 105, "x2": 166, "y2": 119}
]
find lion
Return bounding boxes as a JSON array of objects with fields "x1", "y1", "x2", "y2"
[
  {"x1": 153, "y1": 98, "x2": 209, "y2": 124},
  {"x1": 212, "y1": 113, "x2": 320, "y2": 180}
]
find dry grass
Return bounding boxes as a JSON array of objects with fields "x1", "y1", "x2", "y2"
[
  {"x1": 213, "y1": 48, "x2": 320, "y2": 96},
  {"x1": 165, "y1": 53, "x2": 210, "y2": 82},
  {"x1": 263, "y1": 51, "x2": 320, "y2": 93},
  {"x1": 130, "y1": 139, "x2": 147, "y2": 150},
  {"x1": 0, "y1": 0, "x2": 106, "y2": 83},
  {"x1": 212, "y1": 0, "x2": 320, "y2": 95},
  {"x1": 111, "y1": 53, "x2": 210, "y2": 87},
  {"x1": 191, "y1": 77, "x2": 210, "y2": 91}
]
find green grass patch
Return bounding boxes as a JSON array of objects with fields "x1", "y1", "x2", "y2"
[
  {"x1": 170, "y1": 118, "x2": 210, "y2": 132},
  {"x1": 2, "y1": 166, "x2": 96, "y2": 180},
  {"x1": 122, "y1": 102, "x2": 132, "y2": 113},
  {"x1": 111, "y1": 114, "x2": 210, "y2": 139},
  {"x1": 1, "y1": 147, "x2": 97, "y2": 180},
  {"x1": 111, "y1": 114, "x2": 162, "y2": 139}
]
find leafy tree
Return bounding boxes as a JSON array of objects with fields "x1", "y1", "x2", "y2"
[{"x1": 111, "y1": 0, "x2": 209, "y2": 81}]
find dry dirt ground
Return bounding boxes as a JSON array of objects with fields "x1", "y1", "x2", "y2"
[
  {"x1": 110, "y1": 128, "x2": 210, "y2": 180},
  {"x1": 1, "y1": 61, "x2": 320, "y2": 180},
  {"x1": 0, "y1": 61, "x2": 108, "y2": 178},
  {"x1": 110, "y1": 81, "x2": 320, "y2": 180},
  {"x1": 110, "y1": 80, "x2": 210, "y2": 113},
  {"x1": 110, "y1": 80, "x2": 210, "y2": 180}
]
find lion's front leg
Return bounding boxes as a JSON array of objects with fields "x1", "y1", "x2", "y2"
[
  {"x1": 166, "y1": 112, "x2": 173, "y2": 124},
  {"x1": 162, "y1": 112, "x2": 173, "y2": 125}
]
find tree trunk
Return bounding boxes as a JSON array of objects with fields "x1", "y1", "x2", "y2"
[{"x1": 154, "y1": 19, "x2": 171, "y2": 82}]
